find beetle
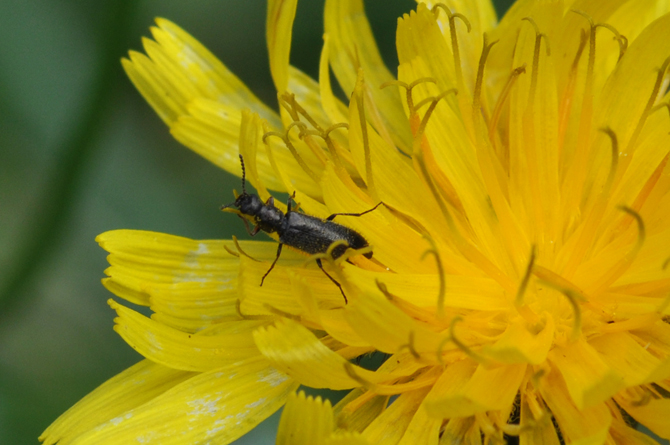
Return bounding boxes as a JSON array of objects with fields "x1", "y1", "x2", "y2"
[{"x1": 221, "y1": 155, "x2": 382, "y2": 303}]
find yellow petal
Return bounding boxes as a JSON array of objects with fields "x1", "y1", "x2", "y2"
[
  {"x1": 98, "y1": 230, "x2": 242, "y2": 306},
  {"x1": 421, "y1": 0, "x2": 498, "y2": 92},
  {"x1": 548, "y1": 337, "x2": 623, "y2": 409},
  {"x1": 149, "y1": 281, "x2": 239, "y2": 332},
  {"x1": 589, "y1": 331, "x2": 666, "y2": 386},
  {"x1": 345, "y1": 290, "x2": 443, "y2": 356},
  {"x1": 253, "y1": 318, "x2": 423, "y2": 390},
  {"x1": 507, "y1": 3, "x2": 561, "y2": 248},
  {"x1": 423, "y1": 360, "x2": 526, "y2": 418},
  {"x1": 318, "y1": 35, "x2": 348, "y2": 125},
  {"x1": 396, "y1": 401, "x2": 441, "y2": 445},
  {"x1": 324, "y1": 0, "x2": 411, "y2": 151},
  {"x1": 333, "y1": 388, "x2": 389, "y2": 433},
  {"x1": 596, "y1": 13, "x2": 670, "y2": 156},
  {"x1": 348, "y1": 267, "x2": 508, "y2": 311},
  {"x1": 171, "y1": 100, "x2": 286, "y2": 193},
  {"x1": 266, "y1": 0, "x2": 297, "y2": 93},
  {"x1": 40, "y1": 360, "x2": 194, "y2": 445},
  {"x1": 320, "y1": 163, "x2": 434, "y2": 274},
  {"x1": 124, "y1": 18, "x2": 289, "y2": 184},
  {"x1": 441, "y1": 417, "x2": 485, "y2": 445},
  {"x1": 277, "y1": 391, "x2": 371, "y2": 445},
  {"x1": 608, "y1": 416, "x2": 661, "y2": 445},
  {"x1": 110, "y1": 300, "x2": 266, "y2": 372},
  {"x1": 538, "y1": 366, "x2": 612, "y2": 444},
  {"x1": 483, "y1": 314, "x2": 555, "y2": 365},
  {"x1": 396, "y1": 5, "x2": 459, "y2": 102},
  {"x1": 51, "y1": 357, "x2": 297, "y2": 445},
  {"x1": 616, "y1": 393, "x2": 670, "y2": 439},
  {"x1": 519, "y1": 389, "x2": 562, "y2": 445},
  {"x1": 362, "y1": 388, "x2": 431, "y2": 443}
]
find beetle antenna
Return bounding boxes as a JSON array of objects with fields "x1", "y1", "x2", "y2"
[{"x1": 239, "y1": 154, "x2": 247, "y2": 195}]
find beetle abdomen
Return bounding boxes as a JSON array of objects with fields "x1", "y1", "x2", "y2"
[{"x1": 279, "y1": 213, "x2": 369, "y2": 258}]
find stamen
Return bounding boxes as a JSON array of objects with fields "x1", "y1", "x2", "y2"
[
  {"x1": 472, "y1": 33, "x2": 499, "y2": 121},
  {"x1": 650, "y1": 102, "x2": 670, "y2": 118},
  {"x1": 354, "y1": 71, "x2": 375, "y2": 196},
  {"x1": 560, "y1": 128, "x2": 621, "y2": 277},
  {"x1": 515, "y1": 245, "x2": 536, "y2": 307},
  {"x1": 489, "y1": 65, "x2": 526, "y2": 166},
  {"x1": 224, "y1": 235, "x2": 261, "y2": 262},
  {"x1": 380, "y1": 77, "x2": 436, "y2": 117},
  {"x1": 414, "y1": 88, "x2": 458, "y2": 112},
  {"x1": 622, "y1": 56, "x2": 670, "y2": 158},
  {"x1": 431, "y1": 4, "x2": 471, "y2": 86},
  {"x1": 435, "y1": 335, "x2": 451, "y2": 366},
  {"x1": 521, "y1": 18, "x2": 551, "y2": 109},
  {"x1": 414, "y1": 89, "x2": 459, "y2": 141},
  {"x1": 420, "y1": 235, "x2": 447, "y2": 318},
  {"x1": 449, "y1": 316, "x2": 491, "y2": 365},
  {"x1": 223, "y1": 245, "x2": 239, "y2": 258},
  {"x1": 475, "y1": 412, "x2": 502, "y2": 443},
  {"x1": 398, "y1": 331, "x2": 421, "y2": 360},
  {"x1": 589, "y1": 206, "x2": 645, "y2": 295},
  {"x1": 540, "y1": 281, "x2": 585, "y2": 342},
  {"x1": 593, "y1": 23, "x2": 627, "y2": 61},
  {"x1": 630, "y1": 387, "x2": 653, "y2": 407},
  {"x1": 343, "y1": 362, "x2": 378, "y2": 391},
  {"x1": 263, "y1": 125, "x2": 320, "y2": 184},
  {"x1": 279, "y1": 92, "x2": 324, "y2": 133},
  {"x1": 376, "y1": 280, "x2": 441, "y2": 325},
  {"x1": 557, "y1": 29, "x2": 587, "y2": 155},
  {"x1": 302, "y1": 123, "x2": 352, "y2": 172},
  {"x1": 599, "y1": 127, "x2": 619, "y2": 192}
]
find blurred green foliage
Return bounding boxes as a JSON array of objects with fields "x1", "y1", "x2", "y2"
[{"x1": 0, "y1": 1, "x2": 518, "y2": 444}]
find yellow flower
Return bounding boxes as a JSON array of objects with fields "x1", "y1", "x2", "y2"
[{"x1": 41, "y1": 0, "x2": 670, "y2": 443}]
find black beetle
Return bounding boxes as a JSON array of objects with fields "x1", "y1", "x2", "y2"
[{"x1": 222, "y1": 155, "x2": 382, "y2": 303}]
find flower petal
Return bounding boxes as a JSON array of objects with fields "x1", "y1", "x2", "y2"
[
  {"x1": 276, "y1": 391, "x2": 335, "y2": 445},
  {"x1": 616, "y1": 393, "x2": 670, "y2": 439},
  {"x1": 396, "y1": 400, "x2": 441, "y2": 445},
  {"x1": 39, "y1": 360, "x2": 194, "y2": 445},
  {"x1": 589, "y1": 331, "x2": 666, "y2": 386},
  {"x1": 52, "y1": 357, "x2": 297, "y2": 445},
  {"x1": 277, "y1": 391, "x2": 372, "y2": 445},
  {"x1": 325, "y1": 0, "x2": 412, "y2": 151},
  {"x1": 97, "y1": 230, "x2": 250, "y2": 306},
  {"x1": 423, "y1": 360, "x2": 526, "y2": 418},
  {"x1": 348, "y1": 267, "x2": 509, "y2": 311},
  {"x1": 253, "y1": 318, "x2": 423, "y2": 390},
  {"x1": 266, "y1": 0, "x2": 297, "y2": 93},
  {"x1": 483, "y1": 314, "x2": 555, "y2": 365},
  {"x1": 110, "y1": 300, "x2": 265, "y2": 372},
  {"x1": 345, "y1": 290, "x2": 443, "y2": 356},
  {"x1": 548, "y1": 337, "x2": 624, "y2": 409},
  {"x1": 538, "y1": 366, "x2": 612, "y2": 443},
  {"x1": 362, "y1": 388, "x2": 431, "y2": 443},
  {"x1": 149, "y1": 281, "x2": 239, "y2": 332}
]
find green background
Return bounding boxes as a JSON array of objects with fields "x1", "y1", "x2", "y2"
[{"x1": 13, "y1": 0, "x2": 651, "y2": 444}]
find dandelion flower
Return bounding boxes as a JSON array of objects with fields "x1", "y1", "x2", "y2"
[{"x1": 41, "y1": 0, "x2": 670, "y2": 443}]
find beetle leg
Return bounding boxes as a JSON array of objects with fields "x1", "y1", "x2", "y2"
[
  {"x1": 265, "y1": 196, "x2": 275, "y2": 207},
  {"x1": 260, "y1": 243, "x2": 283, "y2": 286},
  {"x1": 316, "y1": 258, "x2": 348, "y2": 304},
  {"x1": 286, "y1": 191, "x2": 297, "y2": 213},
  {"x1": 239, "y1": 215, "x2": 261, "y2": 236},
  {"x1": 326, "y1": 201, "x2": 385, "y2": 221}
]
